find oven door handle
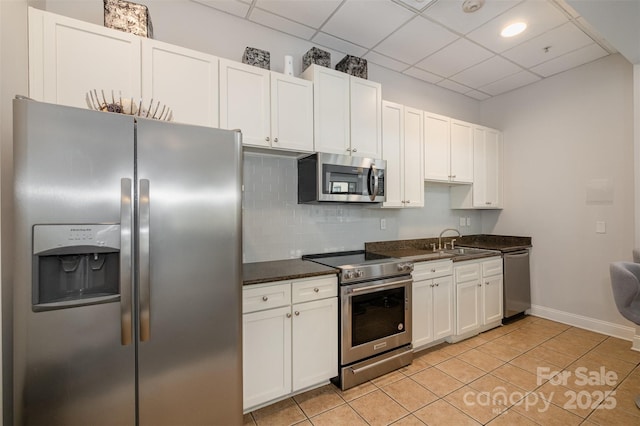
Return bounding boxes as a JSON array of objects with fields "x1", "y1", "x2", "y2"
[{"x1": 348, "y1": 278, "x2": 412, "y2": 294}]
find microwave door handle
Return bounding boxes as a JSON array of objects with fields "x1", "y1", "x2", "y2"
[{"x1": 369, "y1": 165, "x2": 379, "y2": 201}]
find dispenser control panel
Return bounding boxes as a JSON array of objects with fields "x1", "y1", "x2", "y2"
[{"x1": 33, "y1": 224, "x2": 121, "y2": 255}]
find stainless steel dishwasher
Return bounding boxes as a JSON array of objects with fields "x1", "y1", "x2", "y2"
[{"x1": 503, "y1": 250, "x2": 531, "y2": 319}]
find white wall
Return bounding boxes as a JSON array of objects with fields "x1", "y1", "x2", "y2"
[{"x1": 480, "y1": 53, "x2": 635, "y2": 336}]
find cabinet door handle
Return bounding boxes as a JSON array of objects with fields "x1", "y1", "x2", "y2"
[
  {"x1": 265, "y1": 136, "x2": 270, "y2": 142},
  {"x1": 274, "y1": 137, "x2": 278, "y2": 143},
  {"x1": 294, "y1": 311, "x2": 300, "y2": 316},
  {"x1": 286, "y1": 312, "x2": 292, "y2": 318},
  {"x1": 485, "y1": 202, "x2": 492, "y2": 205},
  {"x1": 431, "y1": 268, "x2": 436, "y2": 273},
  {"x1": 406, "y1": 200, "x2": 410, "y2": 204},
  {"x1": 435, "y1": 282, "x2": 439, "y2": 287},
  {"x1": 477, "y1": 283, "x2": 482, "y2": 287},
  {"x1": 352, "y1": 148, "x2": 357, "y2": 152},
  {"x1": 262, "y1": 296, "x2": 268, "y2": 302},
  {"x1": 430, "y1": 284, "x2": 434, "y2": 288},
  {"x1": 485, "y1": 281, "x2": 490, "y2": 285},
  {"x1": 346, "y1": 148, "x2": 352, "y2": 152},
  {"x1": 313, "y1": 287, "x2": 319, "y2": 293}
]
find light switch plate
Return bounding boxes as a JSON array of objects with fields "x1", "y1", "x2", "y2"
[
  {"x1": 596, "y1": 221, "x2": 606, "y2": 234},
  {"x1": 460, "y1": 217, "x2": 466, "y2": 227},
  {"x1": 466, "y1": 217, "x2": 471, "y2": 226}
]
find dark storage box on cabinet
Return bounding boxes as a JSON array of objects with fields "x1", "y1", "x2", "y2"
[
  {"x1": 103, "y1": 0, "x2": 153, "y2": 38},
  {"x1": 242, "y1": 47, "x2": 271, "y2": 70},
  {"x1": 335, "y1": 55, "x2": 367, "y2": 79},
  {"x1": 303, "y1": 47, "x2": 331, "y2": 72}
]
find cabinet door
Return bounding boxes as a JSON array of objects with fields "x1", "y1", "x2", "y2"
[
  {"x1": 270, "y1": 73, "x2": 313, "y2": 152},
  {"x1": 350, "y1": 78, "x2": 382, "y2": 159},
  {"x1": 474, "y1": 127, "x2": 503, "y2": 208},
  {"x1": 29, "y1": 7, "x2": 141, "y2": 108},
  {"x1": 483, "y1": 275, "x2": 503, "y2": 325},
  {"x1": 403, "y1": 107, "x2": 424, "y2": 207},
  {"x1": 424, "y1": 112, "x2": 451, "y2": 182},
  {"x1": 141, "y1": 39, "x2": 218, "y2": 127},
  {"x1": 381, "y1": 101, "x2": 404, "y2": 208},
  {"x1": 450, "y1": 119, "x2": 474, "y2": 183},
  {"x1": 219, "y1": 59, "x2": 270, "y2": 147},
  {"x1": 305, "y1": 66, "x2": 350, "y2": 154},
  {"x1": 432, "y1": 275, "x2": 454, "y2": 340},
  {"x1": 243, "y1": 306, "x2": 292, "y2": 410},
  {"x1": 292, "y1": 298, "x2": 338, "y2": 391},
  {"x1": 456, "y1": 281, "x2": 480, "y2": 335},
  {"x1": 412, "y1": 279, "x2": 433, "y2": 348}
]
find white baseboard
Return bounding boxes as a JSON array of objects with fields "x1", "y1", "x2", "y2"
[{"x1": 529, "y1": 304, "x2": 637, "y2": 342}]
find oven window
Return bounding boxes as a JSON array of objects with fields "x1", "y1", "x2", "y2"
[{"x1": 351, "y1": 287, "x2": 405, "y2": 347}]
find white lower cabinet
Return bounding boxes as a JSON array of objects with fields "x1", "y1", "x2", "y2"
[
  {"x1": 412, "y1": 260, "x2": 453, "y2": 349},
  {"x1": 453, "y1": 257, "x2": 503, "y2": 341},
  {"x1": 242, "y1": 276, "x2": 337, "y2": 412}
]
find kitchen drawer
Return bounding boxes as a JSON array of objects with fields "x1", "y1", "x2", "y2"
[
  {"x1": 292, "y1": 276, "x2": 337, "y2": 304},
  {"x1": 413, "y1": 260, "x2": 453, "y2": 281},
  {"x1": 243, "y1": 281, "x2": 291, "y2": 313},
  {"x1": 483, "y1": 258, "x2": 503, "y2": 277},
  {"x1": 455, "y1": 262, "x2": 480, "y2": 283}
]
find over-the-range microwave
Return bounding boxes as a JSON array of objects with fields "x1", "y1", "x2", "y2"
[{"x1": 297, "y1": 153, "x2": 386, "y2": 204}]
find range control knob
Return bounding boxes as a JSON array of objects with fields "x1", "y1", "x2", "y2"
[
  {"x1": 397, "y1": 263, "x2": 405, "y2": 272},
  {"x1": 356, "y1": 269, "x2": 364, "y2": 278},
  {"x1": 344, "y1": 270, "x2": 354, "y2": 280}
]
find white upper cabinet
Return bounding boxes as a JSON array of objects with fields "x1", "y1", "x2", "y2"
[
  {"x1": 449, "y1": 119, "x2": 474, "y2": 183},
  {"x1": 450, "y1": 125, "x2": 504, "y2": 209},
  {"x1": 424, "y1": 113, "x2": 473, "y2": 184},
  {"x1": 220, "y1": 59, "x2": 313, "y2": 152},
  {"x1": 302, "y1": 65, "x2": 381, "y2": 159},
  {"x1": 142, "y1": 39, "x2": 219, "y2": 127},
  {"x1": 270, "y1": 73, "x2": 314, "y2": 152},
  {"x1": 350, "y1": 78, "x2": 382, "y2": 159},
  {"x1": 219, "y1": 59, "x2": 271, "y2": 147},
  {"x1": 29, "y1": 7, "x2": 141, "y2": 108},
  {"x1": 381, "y1": 102, "x2": 424, "y2": 208},
  {"x1": 423, "y1": 112, "x2": 451, "y2": 182}
]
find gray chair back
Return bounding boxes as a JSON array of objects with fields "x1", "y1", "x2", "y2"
[{"x1": 610, "y1": 261, "x2": 640, "y2": 325}]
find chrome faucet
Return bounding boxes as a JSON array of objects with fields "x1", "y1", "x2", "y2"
[{"x1": 438, "y1": 228, "x2": 461, "y2": 250}]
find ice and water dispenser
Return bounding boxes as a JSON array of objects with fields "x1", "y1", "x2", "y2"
[{"x1": 32, "y1": 224, "x2": 121, "y2": 311}]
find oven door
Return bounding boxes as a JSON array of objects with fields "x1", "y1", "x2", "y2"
[{"x1": 340, "y1": 275, "x2": 412, "y2": 365}]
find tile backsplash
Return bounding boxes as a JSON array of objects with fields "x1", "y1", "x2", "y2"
[{"x1": 242, "y1": 152, "x2": 481, "y2": 263}]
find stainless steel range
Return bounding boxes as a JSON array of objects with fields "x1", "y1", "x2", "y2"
[{"x1": 303, "y1": 251, "x2": 414, "y2": 390}]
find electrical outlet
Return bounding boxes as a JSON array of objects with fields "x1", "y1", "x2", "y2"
[
  {"x1": 596, "y1": 221, "x2": 606, "y2": 234},
  {"x1": 459, "y1": 217, "x2": 466, "y2": 227},
  {"x1": 380, "y1": 218, "x2": 386, "y2": 230},
  {"x1": 466, "y1": 217, "x2": 471, "y2": 226}
]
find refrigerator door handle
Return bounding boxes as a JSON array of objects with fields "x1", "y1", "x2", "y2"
[
  {"x1": 120, "y1": 178, "x2": 133, "y2": 346},
  {"x1": 139, "y1": 178, "x2": 151, "y2": 342}
]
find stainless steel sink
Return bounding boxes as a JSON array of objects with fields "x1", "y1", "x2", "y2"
[{"x1": 442, "y1": 247, "x2": 498, "y2": 256}]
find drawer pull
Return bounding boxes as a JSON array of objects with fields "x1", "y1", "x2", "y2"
[
  {"x1": 286, "y1": 312, "x2": 292, "y2": 318},
  {"x1": 431, "y1": 268, "x2": 436, "y2": 273},
  {"x1": 313, "y1": 287, "x2": 319, "y2": 293},
  {"x1": 262, "y1": 296, "x2": 268, "y2": 302}
]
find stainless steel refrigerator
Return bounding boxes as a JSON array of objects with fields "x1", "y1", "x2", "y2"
[{"x1": 8, "y1": 98, "x2": 243, "y2": 425}]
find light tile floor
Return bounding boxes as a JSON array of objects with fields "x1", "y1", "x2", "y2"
[{"x1": 244, "y1": 316, "x2": 640, "y2": 425}]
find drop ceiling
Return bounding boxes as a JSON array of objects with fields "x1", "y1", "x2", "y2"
[{"x1": 192, "y1": 0, "x2": 616, "y2": 100}]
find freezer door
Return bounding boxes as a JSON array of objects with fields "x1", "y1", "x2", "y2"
[
  {"x1": 12, "y1": 99, "x2": 136, "y2": 425},
  {"x1": 136, "y1": 118, "x2": 243, "y2": 425}
]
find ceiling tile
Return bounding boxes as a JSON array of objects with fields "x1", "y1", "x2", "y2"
[
  {"x1": 502, "y1": 22, "x2": 594, "y2": 68},
  {"x1": 403, "y1": 66, "x2": 443, "y2": 84},
  {"x1": 321, "y1": 0, "x2": 415, "y2": 48},
  {"x1": 254, "y1": 0, "x2": 343, "y2": 28},
  {"x1": 311, "y1": 32, "x2": 368, "y2": 58},
  {"x1": 530, "y1": 43, "x2": 608, "y2": 77},
  {"x1": 423, "y1": 0, "x2": 521, "y2": 35},
  {"x1": 437, "y1": 79, "x2": 472, "y2": 95},
  {"x1": 478, "y1": 70, "x2": 541, "y2": 95},
  {"x1": 192, "y1": 0, "x2": 250, "y2": 17},
  {"x1": 450, "y1": 55, "x2": 522, "y2": 88},
  {"x1": 393, "y1": 0, "x2": 438, "y2": 13},
  {"x1": 466, "y1": 90, "x2": 491, "y2": 101},
  {"x1": 249, "y1": 8, "x2": 317, "y2": 40},
  {"x1": 415, "y1": 38, "x2": 493, "y2": 77},
  {"x1": 363, "y1": 51, "x2": 410, "y2": 72},
  {"x1": 373, "y1": 16, "x2": 458, "y2": 65},
  {"x1": 466, "y1": 0, "x2": 569, "y2": 53}
]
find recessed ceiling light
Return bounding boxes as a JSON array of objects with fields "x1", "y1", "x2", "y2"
[{"x1": 501, "y1": 22, "x2": 527, "y2": 38}]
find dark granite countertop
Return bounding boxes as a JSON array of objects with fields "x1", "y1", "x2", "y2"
[
  {"x1": 455, "y1": 234, "x2": 532, "y2": 252},
  {"x1": 243, "y1": 259, "x2": 338, "y2": 286}
]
